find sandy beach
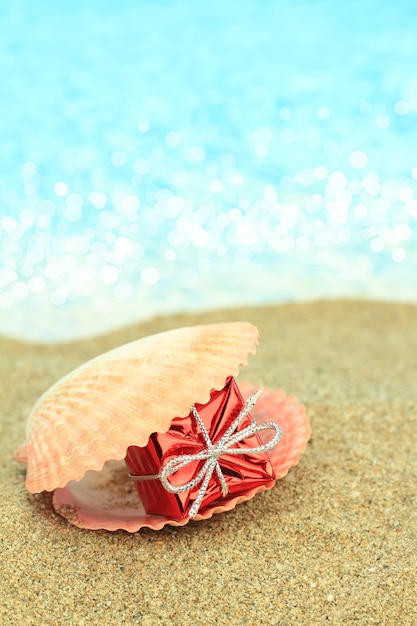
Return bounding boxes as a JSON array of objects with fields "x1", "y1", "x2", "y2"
[{"x1": 1, "y1": 300, "x2": 417, "y2": 625}]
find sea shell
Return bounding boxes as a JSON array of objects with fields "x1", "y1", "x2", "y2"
[
  {"x1": 14, "y1": 321, "x2": 311, "y2": 531},
  {"x1": 15, "y1": 322, "x2": 259, "y2": 494}
]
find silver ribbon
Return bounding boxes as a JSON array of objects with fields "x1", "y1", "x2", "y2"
[{"x1": 130, "y1": 388, "x2": 283, "y2": 518}]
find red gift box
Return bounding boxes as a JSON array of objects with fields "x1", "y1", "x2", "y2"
[{"x1": 125, "y1": 377, "x2": 277, "y2": 519}]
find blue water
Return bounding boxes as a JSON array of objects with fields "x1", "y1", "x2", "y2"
[{"x1": 1, "y1": 0, "x2": 417, "y2": 341}]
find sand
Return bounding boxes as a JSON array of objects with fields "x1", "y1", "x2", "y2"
[{"x1": 1, "y1": 300, "x2": 417, "y2": 625}]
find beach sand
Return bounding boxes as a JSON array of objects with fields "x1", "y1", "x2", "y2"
[{"x1": 1, "y1": 300, "x2": 416, "y2": 625}]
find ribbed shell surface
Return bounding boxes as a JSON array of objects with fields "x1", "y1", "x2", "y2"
[{"x1": 17, "y1": 322, "x2": 259, "y2": 493}]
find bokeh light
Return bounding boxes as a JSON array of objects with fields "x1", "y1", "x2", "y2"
[{"x1": 1, "y1": 0, "x2": 417, "y2": 341}]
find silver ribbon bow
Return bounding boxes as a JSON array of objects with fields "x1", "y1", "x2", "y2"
[{"x1": 131, "y1": 388, "x2": 283, "y2": 518}]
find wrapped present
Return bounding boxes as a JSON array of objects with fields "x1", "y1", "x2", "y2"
[{"x1": 125, "y1": 377, "x2": 281, "y2": 519}]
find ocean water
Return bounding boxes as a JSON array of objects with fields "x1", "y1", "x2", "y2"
[{"x1": 1, "y1": 0, "x2": 417, "y2": 342}]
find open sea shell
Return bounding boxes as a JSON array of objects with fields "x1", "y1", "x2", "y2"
[{"x1": 14, "y1": 321, "x2": 311, "y2": 531}]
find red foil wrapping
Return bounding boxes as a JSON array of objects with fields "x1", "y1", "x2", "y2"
[{"x1": 125, "y1": 377, "x2": 276, "y2": 519}]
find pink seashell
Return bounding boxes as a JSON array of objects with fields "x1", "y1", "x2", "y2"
[
  {"x1": 14, "y1": 322, "x2": 311, "y2": 531},
  {"x1": 15, "y1": 322, "x2": 259, "y2": 494}
]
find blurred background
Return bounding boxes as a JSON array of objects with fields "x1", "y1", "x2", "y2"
[{"x1": 1, "y1": 0, "x2": 417, "y2": 342}]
